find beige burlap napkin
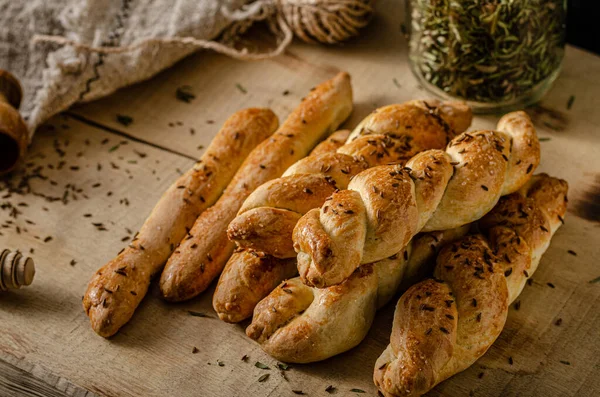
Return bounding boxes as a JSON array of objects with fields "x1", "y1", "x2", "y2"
[{"x1": 0, "y1": 0, "x2": 373, "y2": 139}]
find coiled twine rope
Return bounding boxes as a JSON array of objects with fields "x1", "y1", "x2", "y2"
[
  {"x1": 33, "y1": 0, "x2": 375, "y2": 60},
  {"x1": 254, "y1": 0, "x2": 375, "y2": 45}
]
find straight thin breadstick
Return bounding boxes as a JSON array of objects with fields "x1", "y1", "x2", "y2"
[
  {"x1": 294, "y1": 111, "x2": 540, "y2": 288},
  {"x1": 374, "y1": 174, "x2": 568, "y2": 397},
  {"x1": 159, "y1": 73, "x2": 353, "y2": 302},
  {"x1": 212, "y1": 130, "x2": 351, "y2": 322},
  {"x1": 83, "y1": 108, "x2": 278, "y2": 337}
]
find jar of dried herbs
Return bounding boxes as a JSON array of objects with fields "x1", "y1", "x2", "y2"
[{"x1": 407, "y1": 0, "x2": 566, "y2": 113}]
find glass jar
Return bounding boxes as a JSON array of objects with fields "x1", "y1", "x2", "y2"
[{"x1": 407, "y1": 0, "x2": 567, "y2": 113}]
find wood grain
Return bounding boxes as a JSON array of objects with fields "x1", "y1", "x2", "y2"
[{"x1": 1, "y1": 0, "x2": 599, "y2": 395}]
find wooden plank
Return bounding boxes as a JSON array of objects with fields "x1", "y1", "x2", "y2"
[
  {"x1": 1, "y1": 0, "x2": 599, "y2": 395},
  {"x1": 0, "y1": 356, "x2": 94, "y2": 397}
]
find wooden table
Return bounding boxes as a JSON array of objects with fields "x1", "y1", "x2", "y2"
[{"x1": 1, "y1": 1, "x2": 599, "y2": 396}]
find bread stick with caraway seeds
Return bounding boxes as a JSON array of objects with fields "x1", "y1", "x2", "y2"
[
  {"x1": 83, "y1": 108, "x2": 278, "y2": 337},
  {"x1": 217, "y1": 100, "x2": 472, "y2": 323},
  {"x1": 374, "y1": 174, "x2": 568, "y2": 396},
  {"x1": 212, "y1": 130, "x2": 351, "y2": 323},
  {"x1": 159, "y1": 73, "x2": 353, "y2": 302},
  {"x1": 294, "y1": 111, "x2": 540, "y2": 288}
]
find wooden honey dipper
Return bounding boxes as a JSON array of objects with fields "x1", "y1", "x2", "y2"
[
  {"x1": 0, "y1": 249, "x2": 35, "y2": 291},
  {"x1": 0, "y1": 70, "x2": 28, "y2": 175}
]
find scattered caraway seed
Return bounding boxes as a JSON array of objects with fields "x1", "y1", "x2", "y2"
[
  {"x1": 555, "y1": 318, "x2": 563, "y2": 326},
  {"x1": 292, "y1": 391, "x2": 305, "y2": 395},
  {"x1": 255, "y1": 362, "x2": 270, "y2": 370},
  {"x1": 241, "y1": 355, "x2": 249, "y2": 362},
  {"x1": 350, "y1": 389, "x2": 366, "y2": 393},
  {"x1": 547, "y1": 282, "x2": 556, "y2": 288},
  {"x1": 217, "y1": 360, "x2": 224, "y2": 367},
  {"x1": 116, "y1": 114, "x2": 133, "y2": 127},
  {"x1": 560, "y1": 360, "x2": 571, "y2": 365},
  {"x1": 567, "y1": 95, "x2": 575, "y2": 110},
  {"x1": 538, "y1": 137, "x2": 551, "y2": 142},
  {"x1": 108, "y1": 145, "x2": 120, "y2": 152},
  {"x1": 508, "y1": 356, "x2": 514, "y2": 365},
  {"x1": 325, "y1": 385, "x2": 336, "y2": 393},
  {"x1": 393, "y1": 78, "x2": 401, "y2": 88},
  {"x1": 589, "y1": 276, "x2": 600, "y2": 284},
  {"x1": 176, "y1": 85, "x2": 195, "y2": 103},
  {"x1": 258, "y1": 374, "x2": 269, "y2": 382},
  {"x1": 235, "y1": 83, "x2": 247, "y2": 94},
  {"x1": 70, "y1": 260, "x2": 76, "y2": 266},
  {"x1": 277, "y1": 363, "x2": 289, "y2": 371},
  {"x1": 567, "y1": 250, "x2": 577, "y2": 256},
  {"x1": 187, "y1": 311, "x2": 212, "y2": 318},
  {"x1": 282, "y1": 90, "x2": 290, "y2": 96},
  {"x1": 192, "y1": 347, "x2": 199, "y2": 354}
]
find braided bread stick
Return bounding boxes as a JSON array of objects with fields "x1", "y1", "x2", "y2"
[
  {"x1": 83, "y1": 108, "x2": 278, "y2": 337},
  {"x1": 228, "y1": 100, "x2": 472, "y2": 258},
  {"x1": 159, "y1": 73, "x2": 353, "y2": 302},
  {"x1": 374, "y1": 174, "x2": 568, "y2": 397},
  {"x1": 246, "y1": 226, "x2": 469, "y2": 363},
  {"x1": 295, "y1": 111, "x2": 540, "y2": 288},
  {"x1": 216, "y1": 101, "x2": 472, "y2": 323},
  {"x1": 212, "y1": 130, "x2": 350, "y2": 322}
]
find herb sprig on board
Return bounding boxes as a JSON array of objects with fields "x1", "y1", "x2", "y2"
[{"x1": 409, "y1": 0, "x2": 566, "y2": 103}]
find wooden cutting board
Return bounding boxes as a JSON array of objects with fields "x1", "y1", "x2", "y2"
[{"x1": 1, "y1": 0, "x2": 599, "y2": 396}]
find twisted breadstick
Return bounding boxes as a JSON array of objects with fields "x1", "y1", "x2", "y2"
[
  {"x1": 374, "y1": 174, "x2": 568, "y2": 397},
  {"x1": 158, "y1": 72, "x2": 353, "y2": 302},
  {"x1": 83, "y1": 108, "x2": 278, "y2": 337},
  {"x1": 228, "y1": 100, "x2": 473, "y2": 258},
  {"x1": 246, "y1": 226, "x2": 469, "y2": 363},
  {"x1": 295, "y1": 111, "x2": 540, "y2": 288},
  {"x1": 215, "y1": 100, "x2": 472, "y2": 322}
]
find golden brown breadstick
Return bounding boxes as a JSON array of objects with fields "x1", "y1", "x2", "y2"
[
  {"x1": 374, "y1": 174, "x2": 568, "y2": 397},
  {"x1": 212, "y1": 130, "x2": 351, "y2": 322},
  {"x1": 294, "y1": 111, "x2": 540, "y2": 288},
  {"x1": 83, "y1": 108, "x2": 278, "y2": 337},
  {"x1": 228, "y1": 100, "x2": 473, "y2": 259},
  {"x1": 245, "y1": 226, "x2": 469, "y2": 363},
  {"x1": 217, "y1": 100, "x2": 472, "y2": 323},
  {"x1": 159, "y1": 73, "x2": 353, "y2": 302}
]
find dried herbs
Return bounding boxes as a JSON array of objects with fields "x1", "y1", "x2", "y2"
[
  {"x1": 175, "y1": 86, "x2": 195, "y2": 103},
  {"x1": 235, "y1": 83, "x2": 247, "y2": 94},
  {"x1": 116, "y1": 114, "x2": 133, "y2": 127},
  {"x1": 408, "y1": 0, "x2": 566, "y2": 104},
  {"x1": 258, "y1": 374, "x2": 269, "y2": 382},
  {"x1": 255, "y1": 362, "x2": 270, "y2": 370}
]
